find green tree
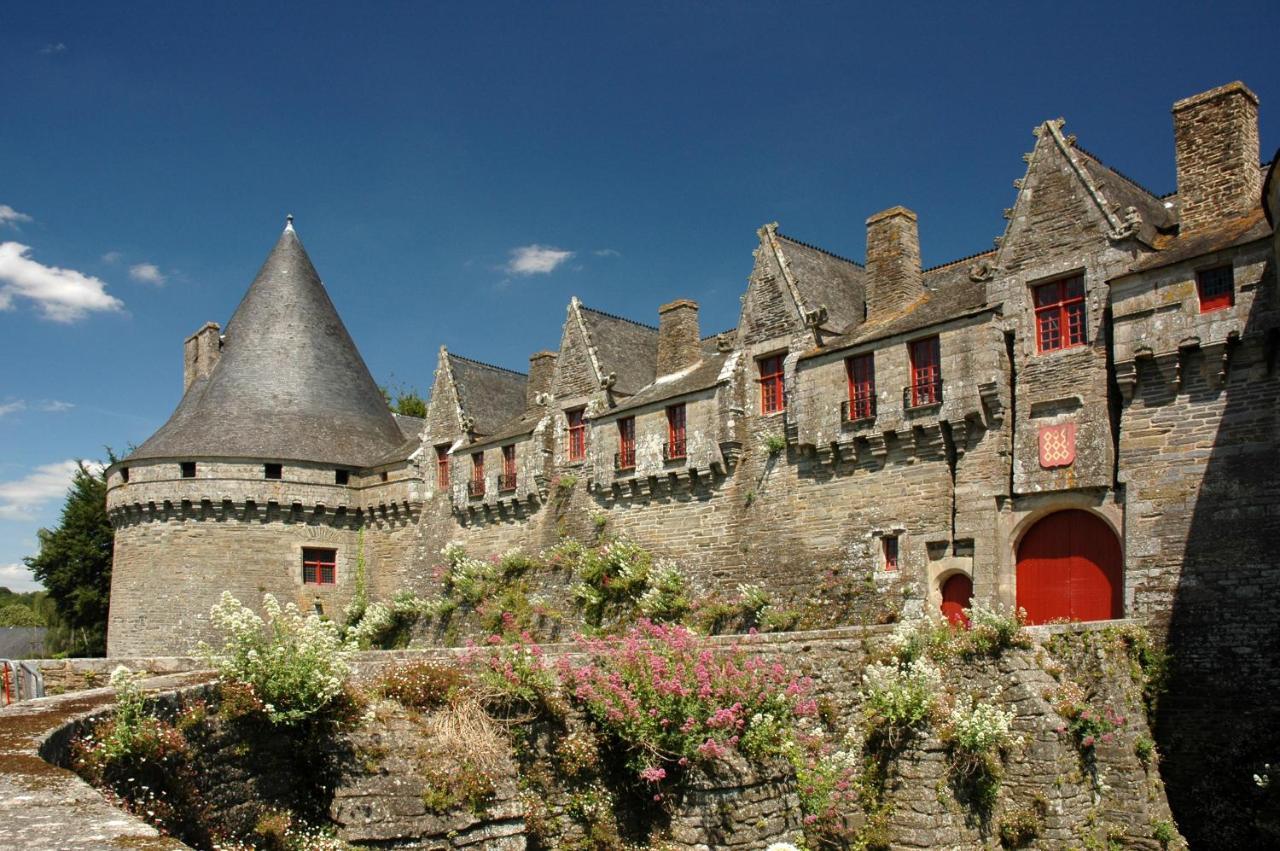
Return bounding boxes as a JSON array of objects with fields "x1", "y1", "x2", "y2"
[
  {"x1": 0, "y1": 602, "x2": 43, "y2": 627},
  {"x1": 24, "y1": 459, "x2": 113, "y2": 656},
  {"x1": 381, "y1": 382, "x2": 428, "y2": 418}
]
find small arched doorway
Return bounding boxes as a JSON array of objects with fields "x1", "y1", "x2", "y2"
[
  {"x1": 940, "y1": 574, "x2": 973, "y2": 626},
  {"x1": 1016, "y1": 509, "x2": 1122, "y2": 624}
]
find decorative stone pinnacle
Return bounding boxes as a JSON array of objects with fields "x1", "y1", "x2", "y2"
[{"x1": 285, "y1": 213, "x2": 295, "y2": 231}]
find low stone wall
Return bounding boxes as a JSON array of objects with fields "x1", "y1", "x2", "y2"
[{"x1": 1, "y1": 622, "x2": 1184, "y2": 849}]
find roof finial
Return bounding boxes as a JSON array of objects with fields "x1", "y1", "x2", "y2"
[{"x1": 285, "y1": 213, "x2": 295, "y2": 232}]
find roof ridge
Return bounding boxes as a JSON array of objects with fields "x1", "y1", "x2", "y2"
[
  {"x1": 449, "y1": 352, "x2": 528, "y2": 378},
  {"x1": 922, "y1": 248, "x2": 996, "y2": 273},
  {"x1": 701, "y1": 327, "x2": 737, "y2": 341},
  {"x1": 579, "y1": 304, "x2": 659, "y2": 332},
  {"x1": 775, "y1": 231, "x2": 865, "y2": 268},
  {"x1": 1073, "y1": 144, "x2": 1169, "y2": 201}
]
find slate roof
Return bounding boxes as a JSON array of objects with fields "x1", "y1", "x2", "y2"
[
  {"x1": 393, "y1": 413, "x2": 426, "y2": 442},
  {"x1": 468, "y1": 409, "x2": 547, "y2": 449},
  {"x1": 1076, "y1": 151, "x2": 1176, "y2": 240},
  {"x1": 774, "y1": 233, "x2": 866, "y2": 334},
  {"x1": 801, "y1": 250, "x2": 995, "y2": 359},
  {"x1": 578, "y1": 306, "x2": 660, "y2": 396},
  {"x1": 600, "y1": 350, "x2": 732, "y2": 418},
  {"x1": 449, "y1": 354, "x2": 528, "y2": 437},
  {"x1": 128, "y1": 224, "x2": 406, "y2": 468},
  {"x1": 1126, "y1": 207, "x2": 1272, "y2": 274}
]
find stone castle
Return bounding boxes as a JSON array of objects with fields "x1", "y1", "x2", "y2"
[{"x1": 104, "y1": 82, "x2": 1277, "y2": 842}]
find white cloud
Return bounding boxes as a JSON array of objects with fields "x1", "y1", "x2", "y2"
[
  {"x1": 594, "y1": 248, "x2": 621, "y2": 258},
  {"x1": 0, "y1": 400, "x2": 75, "y2": 418},
  {"x1": 0, "y1": 205, "x2": 33, "y2": 229},
  {"x1": 506, "y1": 244, "x2": 574, "y2": 275},
  {"x1": 128, "y1": 262, "x2": 166, "y2": 285},
  {"x1": 0, "y1": 242, "x2": 124, "y2": 322},
  {"x1": 40, "y1": 43, "x2": 67, "y2": 55},
  {"x1": 0, "y1": 459, "x2": 101, "y2": 521},
  {"x1": 101, "y1": 251, "x2": 123, "y2": 265},
  {"x1": 39, "y1": 400, "x2": 75, "y2": 412},
  {"x1": 0, "y1": 562, "x2": 42, "y2": 593},
  {"x1": 0, "y1": 400, "x2": 26, "y2": 418}
]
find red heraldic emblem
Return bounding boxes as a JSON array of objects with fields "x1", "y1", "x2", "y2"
[{"x1": 1038, "y1": 423, "x2": 1076, "y2": 469}]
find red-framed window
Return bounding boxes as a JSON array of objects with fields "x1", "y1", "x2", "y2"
[
  {"x1": 1033, "y1": 276, "x2": 1087, "y2": 353},
  {"x1": 908, "y1": 336, "x2": 942, "y2": 407},
  {"x1": 567, "y1": 408, "x2": 587, "y2": 461},
  {"x1": 1196, "y1": 265, "x2": 1234, "y2": 313},
  {"x1": 435, "y1": 445, "x2": 450, "y2": 488},
  {"x1": 758, "y1": 354, "x2": 785, "y2": 414},
  {"x1": 666, "y1": 403, "x2": 687, "y2": 459},
  {"x1": 500, "y1": 445, "x2": 517, "y2": 491},
  {"x1": 882, "y1": 536, "x2": 899, "y2": 572},
  {"x1": 845, "y1": 353, "x2": 876, "y2": 420},
  {"x1": 617, "y1": 417, "x2": 636, "y2": 469},
  {"x1": 469, "y1": 451, "x2": 485, "y2": 497},
  {"x1": 302, "y1": 547, "x2": 336, "y2": 585}
]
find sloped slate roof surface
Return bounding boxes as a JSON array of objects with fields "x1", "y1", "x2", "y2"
[
  {"x1": 775, "y1": 234, "x2": 866, "y2": 334},
  {"x1": 1129, "y1": 207, "x2": 1271, "y2": 273},
  {"x1": 603, "y1": 350, "x2": 731, "y2": 417},
  {"x1": 128, "y1": 226, "x2": 406, "y2": 468},
  {"x1": 580, "y1": 306, "x2": 659, "y2": 395},
  {"x1": 449, "y1": 355, "x2": 527, "y2": 437}
]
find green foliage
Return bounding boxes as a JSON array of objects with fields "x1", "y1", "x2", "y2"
[
  {"x1": 1152, "y1": 819, "x2": 1177, "y2": 848},
  {"x1": 943, "y1": 694, "x2": 1020, "y2": 815},
  {"x1": 764, "y1": 434, "x2": 787, "y2": 455},
  {"x1": 381, "y1": 381, "x2": 428, "y2": 418},
  {"x1": 1134, "y1": 734, "x2": 1156, "y2": 766},
  {"x1": 0, "y1": 601, "x2": 43, "y2": 626},
  {"x1": 961, "y1": 603, "x2": 1031, "y2": 657},
  {"x1": 201, "y1": 592, "x2": 355, "y2": 725},
  {"x1": 24, "y1": 457, "x2": 115, "y2": 655}
]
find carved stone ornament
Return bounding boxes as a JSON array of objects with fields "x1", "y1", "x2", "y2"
[
  {"x1": 1107, "y1": 206, "x2": 1143, "y2": 242},
  {"x1": 1038, "y1": 422, "x2": 1076, "y2": 469},
  {"x1": 968, "y1": 259, "x2": 995, "y2": 283},
  {"x1": 599, "y1": 372, "x2": 617, "y2": 390}
]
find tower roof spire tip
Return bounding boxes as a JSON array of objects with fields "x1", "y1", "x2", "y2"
[{"x1": 285, "y1": 213, "x2": 295, "y2": 232}]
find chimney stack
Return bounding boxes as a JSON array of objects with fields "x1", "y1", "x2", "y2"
[
  {"x1": 656, "y1": 299, "x2": 701, "y2": 376},
  {"x1": 865, "y1": 206, "x2": 924, "y2": 317},
  {"x1": 527, "y1": 350, "x2": 558, "y2": 407},
  {"x1": 1173, "y1": 82, "x2": 1261, "y2": 234},
  {"x1": 183, "y1": 322, "x2": 221, "y2": 392}
]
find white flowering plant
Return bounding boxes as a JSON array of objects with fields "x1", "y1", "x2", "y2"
[
  {"x1": 202, "y1": 592, "x2": 355, "y2": 726},
  {"x1": 945, "y1": 694, "x2": 1020, "y2": 769},
  {"x1": 860, "y1": 657, "x2": 942, "y2": 745}
]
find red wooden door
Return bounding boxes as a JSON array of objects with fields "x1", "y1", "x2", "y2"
[
  {"x1": 940, "y1": 574, "x2": 973, "y2": 626},
  {"x1": 1016, "y1": 510, "x2": 1122, "y2": 624}
]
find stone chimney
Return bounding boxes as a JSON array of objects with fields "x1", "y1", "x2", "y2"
[
  {"x1": 656, "y1": 299, "x2": 701, "y2": 376},
  {"x1": 1173, "y1": 82, "x2": 1261, "y2": 234},
  {"x1": 865, "y1": 206, "x2": 924, "y2": 317},
  {"x1": 183, "y1": 321, "x2": 221, "y2": 392},
  {"x1": 527, "y1": 350, "x2": 557, "y2": 407}
]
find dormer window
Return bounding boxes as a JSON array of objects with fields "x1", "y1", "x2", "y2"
[
  {"x1": 264, "y1": 463, "x2": 282, "y2": 480},
  {"x1": 665, "y1": 404, "x2": 686, "y2": 460},
  {"x1": 567, "y1": 408, "x2": 587, "y2": 461},
  {"x1": 617, "y1": 417, "x2": 636, "y2": 470},
  {"x1": 844, "y1": 353, "x2": 876, "y2": 421},
  {"x1": 435, "y1": 444, "x2": 451, "y2": 488},
  {"x1": 908, "y1": 337, "x2": 942, "y2": 407},
  {"x1": 758, "y1": 354, "x2": 785, "y2": 414},
  {"x1": 180, "y1": 461, "x2": 196, "y2": 478},
  {"x1": 1196, "y1": 265, "x2": 1234, "y2": 312},
  {"x1": 1033, "y1": 276, "x2": 1087, "y2": 353},
  {"x1": 499, "y1": 444, "x2": 517, "y2": 492},
  {"x1": 469, "y1": 451, "x2": 486, "y2": 497}
]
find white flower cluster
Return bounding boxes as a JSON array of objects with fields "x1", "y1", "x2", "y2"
[
  {"x1": 202, "y1": 591, "x2": 354, "y2": 725},
  {"x1": 861, "y1": 657, "x2": 942, "y2": 729},
  {"x1": 736, "y1": 582, "x2": 771, "y2": 613},
  {"x1": 947, "y1": 694, "x2": 1020, "y2": 755},
  {"x1": 636, "y1": 559, "x2": 689, "y2": 618}
]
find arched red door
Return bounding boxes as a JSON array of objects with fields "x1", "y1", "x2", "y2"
[
  {"x1": 1016, "y1": 510, "x2": 1122, "y2": 624},
  {"x1": 940, "y1": 574, "x2": 973, "y2": 626}
]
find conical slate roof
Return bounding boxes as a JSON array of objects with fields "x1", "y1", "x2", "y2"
[{"x1": 128, "y1": 221, "x2": 406, "y2": 468}]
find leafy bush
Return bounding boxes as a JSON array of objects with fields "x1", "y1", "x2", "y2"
[
  {"x1": 377, "y1": 661, "x2": 467, "y2": 711},
  {"x1": 468, "y1": 631, "x2": 562, "y2": 715},
  {"x1": 348, "y1": 590, "x2": 428, "y2": 649},
  {"x1": 202, "y1": 592, "x2": 354, "y2": 726},
  {"x1": 943, "y1": 694, "x2": 1020, "y2": 812},
  {"x1": 998, "y1": 794, "x2": 1048, "y2": 848},
  {"x1": 1049, "y1": 680, "x2": 1125, "y2": 751},
  {"x1": 961, "y1": 602, "x2": 1031, "y2": 656},
  {"x1": 860, "y1": 658, "x2": 941, "y2": 746},
  {"x1": 562, "y1": 620, "x2": 817, "y2": 783},
  {"x1": 764, "y1": 434, "x2": 787, "y2": 455}
]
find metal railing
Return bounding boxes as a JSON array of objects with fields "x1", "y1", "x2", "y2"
[
  {"x1": 904, "y1": 380, "x2": 943, "y2": 409},
  {"x1": 662, "y1": 439, "x2": 687, "y2": 461},
  {"x1": 467, "y1": 479, "x2": 486, "y2": 498},
  {"x1": 614, "y1": 451, "x2": 636, "y2": 473},
  {"x1": 497, "y1": 473, "x2": 517, "y2": 492},
  {"x1": 840, "y1": 393, "x2": 876, "y2": 423}
]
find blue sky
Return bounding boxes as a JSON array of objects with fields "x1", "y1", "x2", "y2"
[{"x1": 1, "y1": 1, "x2": 1276, "y2": 591}]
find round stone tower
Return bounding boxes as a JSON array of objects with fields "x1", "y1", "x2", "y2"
[{"x1": 105, "y1": 219, "x2": 420, "y2": 656}]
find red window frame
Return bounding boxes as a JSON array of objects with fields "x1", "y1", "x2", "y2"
[
  {"x1": 758, "y1": 354, "x2": 785, "y2": 414},
  {"x1": 845, "y1": 353, "x2": 876, "y2": 420},
  {"x1": 666, "y1": 403, "x2": 687, "y2": 459},
  {"x1": 1196, "y1": 265, "x2": 1234, "y2": 313},
  {"x1": 617, "y1": 417, "x2": 636, "y2": 469},
  {"x1": 567, "y1": 408, "x2": 587, "y2": 461},
  {"x1": 302, "y1": 547, "x2": 336, "y2": 585},
  {"x1": 500, "y1": 445, "x2": 517, "y2": 491},
  {"x1": 909, "y1": 336, "x2": 941, "y2": 407},
  {"x1": 435, "y1": 445, "x2": 450, "y2": 488},
  {"x1": 470, "y1": 451, "x2": 485, "y2": 496},
  {"x1": 882, "y1": 536, "x2": 898, "y2": 572},
  {"x1": 1033, "y1": 276, "x2": 1087, "y2": 353}
]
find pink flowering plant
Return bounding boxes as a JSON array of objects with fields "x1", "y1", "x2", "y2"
[
  {"x1": 466, "y1": 630, "x2": 563, "y2": 716},
  {"x1": 1049, "y1": 680, "x2": 1126, "y2": 752},
  {"x1": 560, "y1": 620, "x2": 817, "y2": 784}
]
